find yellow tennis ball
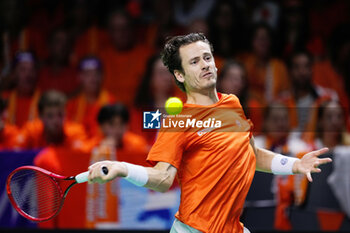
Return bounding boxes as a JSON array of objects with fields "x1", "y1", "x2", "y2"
[{"x1": 165, "y1": 97, "x2": 183, "y2": 115}]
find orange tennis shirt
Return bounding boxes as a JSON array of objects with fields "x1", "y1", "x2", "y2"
[{"x1": 147, "y1": 93, "x2": 256, "y2": 233}]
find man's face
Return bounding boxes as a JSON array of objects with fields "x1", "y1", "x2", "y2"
[
  {"x1": 15, "y1": 61, "x2": 37, "y2": 94},
  {"x1": 265, "y1": 106, "x2": 290, "y2": 140},
  {"x1": 176, "y1": 41, "x2": 217, "y2": 92},
  {"x1": 151, "y1": 59, "x2": 174, "y2": 94},
  {"x1": 108, "y1": 14, "x2": 133, "y2": 51},
  {"x1": 253, "y1": 28, "x2": 270, "y2": 58},
  {"x1": 321, "y1": 102, "x2": 344, "y2": 133},
  {"x1": 290, "y1": 54, "x2": 312, "y2": 86},
  {"x1": 79, "y1": 69, "x2": 102, "y2": 94},
  {"x1": 100, "y1": 116, "x2": 127, "y2": 146},
  {"x1": 40, "y1": 106, "x2": 65, "y2": 135},
  {"x1": 220, "y1": 66, "x2": 245, "y2": 96}
]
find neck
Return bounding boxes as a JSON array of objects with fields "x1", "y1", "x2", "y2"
[
  {"x1": 293, "y1": 82, "x2": 313, "y2": 100},
  {"x1": 186, "y1": 88, "x2": 219, "y2": 106},
  {"x1": 294, "y1": 87, "x2": 310, "y2": 100},
  {"x1": 84, "y1": 89, "x2": 100, "y2": 102},
  {"x1": 256, "y1": 54, "x2": 269, "y2": 65}
]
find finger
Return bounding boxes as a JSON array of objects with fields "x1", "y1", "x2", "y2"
[
  {"x1": 88, "y1": 170, "x2": 92, "y2": 183},
  {"x1": 310, "y1": 147, "x2": 329, "y2": 157},
  {"x1": 88, "y1": 161, "x2": 102, "y2": 170},
  {"x1": 91, "y1": 165, "x2": 102, "y2": 183},
  {"x1": 306, "y1": 171, "x2": 313, "y2": 182},
  {"x1": 311, "y1": 167, "x2": 322, "y2": 173},
  {"x1": 318, "y1": 157, "x2": 332, "y2": 165}
]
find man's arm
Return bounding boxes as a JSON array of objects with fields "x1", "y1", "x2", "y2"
[
  {"x1": 88, "y1": 161, "x2": 177, "y2": 193},
  {"x1": 250, "y1": 137, "x2": 332, "y2": 182}
]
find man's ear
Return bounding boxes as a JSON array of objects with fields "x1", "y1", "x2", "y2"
[{"x1": 174, "y1": 70, "x2": 185, "y2": 84}]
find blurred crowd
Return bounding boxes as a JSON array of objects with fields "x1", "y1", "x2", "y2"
[{"x1": 1, "y1": 0, "x2": 350, "y2": 231}]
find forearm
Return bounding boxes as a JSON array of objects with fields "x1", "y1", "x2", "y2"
[
  {"x1": 88, "y1": 160, "x2": 176, "y2": 193},
  {"x1": 115, "y1": 162, "x2": 176, "y2": 192},
  {"x1": 255, "y1": 147, "x2": 300, "y2": 174},
  {"x1": 144, "y1": 163, "x2": 176, "y2": 192},
  {"x1": 255, "y1": 147, "x2": 276, "y2": 172}
]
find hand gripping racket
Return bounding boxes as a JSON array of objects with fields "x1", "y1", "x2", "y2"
[{"x1": 6, "y1": 165, "x2": 109, "y2": 222}]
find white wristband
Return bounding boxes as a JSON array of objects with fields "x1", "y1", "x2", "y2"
[
  {"x1": 121, "y1": 162, "x2": 149, "y2": 186},
  {"x1": 271, "y1": 154, "x2": 299, "y2": 175}
]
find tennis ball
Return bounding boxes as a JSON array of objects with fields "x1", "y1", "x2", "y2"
[{"x1": 165, "y1": 97, "x2": 183, "y2": 115}]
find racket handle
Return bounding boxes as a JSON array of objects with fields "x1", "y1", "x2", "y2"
[
  {"x1": 75, "y1": 167, "x2": 109, "y2": 183},
  {"x1": 75, "y1": 171, "x2": 89, "y2": 183}
]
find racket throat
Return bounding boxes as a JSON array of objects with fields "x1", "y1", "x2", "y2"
[{"x1": 63, "y1": 182, "x2": 78, "y2": 198}]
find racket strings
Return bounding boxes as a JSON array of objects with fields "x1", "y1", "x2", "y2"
[{"x1": 9, "y1": 169, "x2": 63, "y2": 220}]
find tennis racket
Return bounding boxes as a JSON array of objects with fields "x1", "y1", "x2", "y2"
[{"x1": 6, "y1": 165, "x2": 109, "y2": 222}]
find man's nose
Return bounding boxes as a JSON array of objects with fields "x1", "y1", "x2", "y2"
[{"x1": 201, "y1": 60, "x2": 209, "y2": 70}]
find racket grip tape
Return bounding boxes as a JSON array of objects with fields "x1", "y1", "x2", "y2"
[
  {"x1": 75, "y1": 171, "x2": 89, "y2": 183},
  {"x1": 75, "y1": 167, "x2": 109, "y2": 183}
]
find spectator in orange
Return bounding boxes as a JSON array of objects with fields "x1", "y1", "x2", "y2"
[
  {"x1": 131, "y1": 55, "x2": 182, "y2": 145},
  {"x1": 86, "y1": 103, "x2": 149, "y2": 228},
  {"x1": 11, "y1": 90, "x2": 90, "y2": 229},
  {"x1": 217, "y1": 60, "x2": 264, "y2": 133},
  {"x1": 37, "y1": 27, "x2": 79, "y2": 97},
  {"x1": 0, "y1": 98, "x2": 19, "y2": 150},
  {"x1": 32, "y1": 92, "x2": 89, "y2": 228},
  {"x1": 66, "y1": 56, "x2": 116, "y2": 138},
  {"x1": 251, "y1": 102, "x2": 308, "y2": 230},
  {"x1": 1, "y1": 52, "x2": 40, "y2": 128},
  {"x1": 238, "y1": 23, "x2": 290, "y2": 103},
  {"x1": 16, "y1": 90, "x2": 86, "y2": 150},
  {"x1": 98, "y1": 10, "x2": 153, "y2": 106},
  {"x1": 283, "y1": 50, "x2": 338, "y2": 133},
  {"x1": 296, "y1": 100, "x2": 350, "y2": 231}
]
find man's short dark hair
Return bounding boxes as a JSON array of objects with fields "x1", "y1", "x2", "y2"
[
  {"x1": 38, "y1": 90, "x2": 67, "y2": 115},
  {"x1": 287, "y1": 50, "x2": 313, "y2": 70},
  {"x1": 161, "y1": 33, "x2": 214, "y2": 92},
  {"x1": 97, "y1": 103, "x2": 130, "y2": 125}
]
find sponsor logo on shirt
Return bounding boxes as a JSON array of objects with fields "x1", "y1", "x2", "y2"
[{"x1": 197, "y1": 127, "x2": 216, "y2": 136}]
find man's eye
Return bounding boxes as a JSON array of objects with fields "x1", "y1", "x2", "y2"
[
  {"x1": 205, "y1": 56, "x2": 211, "y2": 61},
  {"x1": 191, "y1": 60, "x2": 197, "y2": 64}
]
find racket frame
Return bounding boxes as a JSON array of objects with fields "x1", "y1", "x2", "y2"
[{"x1": 6, "y1": 165, "x2": 78, "y2": 222}]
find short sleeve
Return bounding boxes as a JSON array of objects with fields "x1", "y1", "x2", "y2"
[
  {"x1": 147, "y1": 131, "x2": 185, "y2": 169},
  {"x1": 227, "y1": 93, "x2": 254, "y2": 137}
]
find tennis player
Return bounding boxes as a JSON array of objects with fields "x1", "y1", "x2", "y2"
[{"x1": 88, "y1": 33, "x2": 332, "y2": 233}]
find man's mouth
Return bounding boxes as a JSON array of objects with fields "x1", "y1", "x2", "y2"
[{"x1": 201, "y1": 71, "x2": 213, "y2": 79}]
